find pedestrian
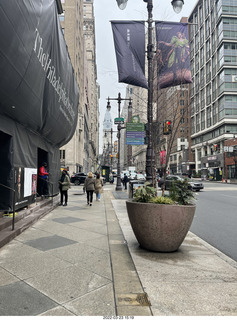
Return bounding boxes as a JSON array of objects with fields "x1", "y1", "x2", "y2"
[
  {"x1": 58, "y1": 170, "x2": 70, "y2": 206},
  {"x1": 84, "y1": 172, "x2": 95, "y2": 206},
  {"x1": 109, "y1": 173, "x2": 114, "y2": 184},
  {"x1": 38, "y1": 162, "x2": 49, "y2": 197},
  {"x1": 95, "y1": 173, "x2": 103, "y2": 201},
  {"x1": 123, "y1": 173, "x2": 129, "y2": 190}
]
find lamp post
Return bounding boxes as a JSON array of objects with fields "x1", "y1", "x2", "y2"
[
  {"x1": 115, "y1": 0, "x2": 184, "y2": 184},
  {"x1": 105, "y1": 128, "x2": 117, "y2": 173},
  {"x1": 107, "y1": 93, "x2": 132, "y2": 191}
]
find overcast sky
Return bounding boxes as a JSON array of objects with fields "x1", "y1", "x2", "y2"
[{"x1": 94, "y1": 0, "x2": 196, "y2": 152}]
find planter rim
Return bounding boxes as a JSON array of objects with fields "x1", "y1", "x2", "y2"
[{"x1": 126, "y1": 200, "x2": 196, "y2": 208}]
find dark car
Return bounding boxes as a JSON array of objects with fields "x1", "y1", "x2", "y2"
[
  {"x1": 70, "y1": 172, "x2": 87, "y2": 185},
  {"x1": 158, "y1": 175, "x2": 204, "y2": 191}
]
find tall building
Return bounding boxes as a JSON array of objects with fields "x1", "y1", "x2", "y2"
[
  {"x1": 59, "y1": 0, "x2": 85, "y2": 173},
  {"x1": 155, "y1": 83, "x2": 191, "y2": 176},
  {"x1": 122, "y1": 86, "x2": 147, "y2": 173},
  {"x1": 102, "y1": 105, "x2": 113, "y2": 169},
  {"x1": 59, "y1": 0, "x2": 99, "y2": 174},
  {"x1": 83, "y1": 0, "x2": 99, "y2": 173},
  {"x1": 189, "y1": 0, "x2": 237, "y2": 180}
]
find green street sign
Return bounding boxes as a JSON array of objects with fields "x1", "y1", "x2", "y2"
[{"x1": 114, "y1": 117, "x2": 124, "y2": 124}]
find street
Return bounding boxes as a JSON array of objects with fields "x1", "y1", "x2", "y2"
[{"x1": 191, "y1": 181, "x2": 237, "y2": 262}]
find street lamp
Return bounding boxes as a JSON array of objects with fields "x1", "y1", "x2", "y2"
[
  {"x1": 107, "y1": 93, "x2": 132, "y2": 191},
  {"x1": 116, "y1": 0, "x2": 128, "y2": 10},
  {"x1": 171, "y1": 0, "x2": 184, "y2": 14},
  {"x1": 115, "y1": 0, "x2": 184, "y2": 184}
]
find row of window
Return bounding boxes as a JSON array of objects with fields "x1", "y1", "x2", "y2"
[{"x1": 192, "y1": 124, "x2": 237, "y2": 144}]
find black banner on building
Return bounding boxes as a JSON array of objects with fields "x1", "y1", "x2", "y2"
[{"x1": 0, "y1": 0, "x2": 79, "y2": 147}]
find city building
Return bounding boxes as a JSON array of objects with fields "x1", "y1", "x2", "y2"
[
  {"x1": 59, "y1": 0, "x2": 84, "y2": 174},
  {"x1": 189, "y1": 0, "x2": 237, "y2": 180},
  {"x1": 155, "y1": 83, "x2": 192, "y2": 176},
  {"x1": 102, "y1": 105, "x2": 113, "y2": 170},
  {"x1": 83, "y1": 0, "x2": 100, "y2": 173},
  {"x1": 59, "y1": 0, "x2": 99, "y2": 174},
  {"x1": 120, "y1": 85, "x2": 147, "y2": 173}
]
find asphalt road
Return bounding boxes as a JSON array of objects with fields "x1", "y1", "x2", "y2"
[{"x1": 190, "y1": 181, "x2": 237, "y2": 262}]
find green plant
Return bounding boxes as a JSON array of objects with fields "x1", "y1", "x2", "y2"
[
  {"x1": 150, "y1": 196, "x2": 174, "y2": 204},
  {"x1": 169, "y1": 179, "x2": 195, "y2": 205},
  {"x1": 134, "y1": 183, "x2": 157, "y2": 203},
  {"x1": 134, "y1": 183, "x2": 175, "y2": 204}
]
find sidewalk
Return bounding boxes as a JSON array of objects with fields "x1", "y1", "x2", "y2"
[{"x1": 0, "y1": 184, "x2": 236, "y2": 316}]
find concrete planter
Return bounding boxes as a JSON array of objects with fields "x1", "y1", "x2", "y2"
[{"x1": 126, "y1": 201, "x2": 196, "y2": 252}]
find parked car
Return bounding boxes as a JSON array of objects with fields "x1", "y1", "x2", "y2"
[
  {"x1": 70, "y1": 172, "x2": 87, "y2": 185},
  {"x1": 135, "y1": 173, "x2": 146, "y2": 181},
  {"x1": 158, "y1": 175, "x2": 204, "y2": 191},
  {"x1": 121, "y1": 171, "x2": 129, "y2": 180},
  {"x1": 129, "y1": 172, "x2": 137, "y2": 180}
]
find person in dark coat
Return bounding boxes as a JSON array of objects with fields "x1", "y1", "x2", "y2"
[
  {"x1": 58, "y1": 170, "x2": 70, "y2": 206},
  {"x1": 123, "y1": 173, "x2": 129, "y2": 190}
]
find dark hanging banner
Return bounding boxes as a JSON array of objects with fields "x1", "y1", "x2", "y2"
[
  {"x1": 0, "y1": 0, "x2": 79, "y2": 147},
  {"x1": 111, "y1": 21, "x2": 148, "y2": 89},
  {"x1": 155, "y1": 21, "x2": 192, "y2": 89}
]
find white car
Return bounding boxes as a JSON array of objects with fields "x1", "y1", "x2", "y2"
[
  {"x1": 129, "y1": 172, "x2": 137, "y2": 180},
  {"x1": 135, "y1": 173, "x2": 146, "y2": 181},
  {"x1": 121, "y1": 171, "x2": 129, "y2": 179}
]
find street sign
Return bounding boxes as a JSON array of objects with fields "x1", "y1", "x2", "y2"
[
  {"x1": 224, "y1": 146, "x2": 234, "y2": 152},
  {"x1": 114, "y1": 117, "x2": 124, "y2": 124},
  {"x1": 126, "y1": 122, "x2": 145, "y2": 145},
  {"x1": 126, "y1": 123, "x2": 144, "y2": 131}
]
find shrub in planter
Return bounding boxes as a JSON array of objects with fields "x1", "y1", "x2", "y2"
[{"x1": 126, "y1": 181, "x2": 196, "y2": 252}]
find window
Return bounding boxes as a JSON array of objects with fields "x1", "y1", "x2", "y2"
[
  {"x1": 59, "y1": 11, "x2": 65, "y2": 21},
  {"x1": 60, "y1": 150, "x2": 65, "y2": 160},
  {"x1": 199, "y1": 6, "x2": 203, "y2": 24},
  {"x1": 201, "y1": 110, "x2": 205, "y2": 130},
  {"x1": 207, "y1": 107, "x2": 211, "y2": 127}
]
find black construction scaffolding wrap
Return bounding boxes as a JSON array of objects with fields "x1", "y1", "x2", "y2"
[{"x1": 0, "y1": 0, "x2": 79, "y2": 211}]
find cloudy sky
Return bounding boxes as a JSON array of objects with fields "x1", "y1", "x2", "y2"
[{"x1": 94, "y1": 0, "x2": 197, "y2": 152}]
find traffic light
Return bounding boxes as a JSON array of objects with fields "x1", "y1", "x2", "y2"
[
  {"x1": 110, "y1": 154, "x2": 113, "y2": 159},
  {"x1": 214, "y1": 144, "x2": 217, "y2": 152},
  {"x1": 163, "y1": 120, "x2": 172, "y2": 135}
]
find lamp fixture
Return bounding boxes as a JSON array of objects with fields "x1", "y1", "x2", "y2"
[
  {"x1": 116, "y1": 0, "x2": 128, "y2": 10},
  {"x1": 171, "y1": 0, "x2": 184, "y2": 14}
]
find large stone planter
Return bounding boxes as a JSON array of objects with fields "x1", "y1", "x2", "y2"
[{"x1": 126, "y1": 201, "x2": 196, "y2": 252}]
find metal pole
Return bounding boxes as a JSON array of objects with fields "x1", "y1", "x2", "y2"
[
  {"x1": 127, "y1": 99, "x2": 132, "y2": 167},
  {"x1": 116, "y1": 93, "x2": 123, "y2": 191},
  {"x1": 111, "y1": 128, "x2": 113, "y2": 173},
  {"x1": 107, "y1": 93, "x2": 132, "y2": 191},
  {"x1": 145, "y1": 0, "x2": 155, "y2": 184}
]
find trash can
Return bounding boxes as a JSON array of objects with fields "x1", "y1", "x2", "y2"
[{"x1": 129, "y1": 180, "x2": 145, "y2": 198}]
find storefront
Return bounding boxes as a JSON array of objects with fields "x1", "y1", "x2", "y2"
[{"x1": 201, "y1": 154, "x2": 224, "y2": 181}]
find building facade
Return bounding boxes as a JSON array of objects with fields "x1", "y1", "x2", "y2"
[
  {"x1": 83, "y1": 0, "x2": 100, "y2": 173},
  {"x1": 59, "y1": 0, "x2": 99, "y2": 174},
  {"x1": 189, "y1": 0, "x2": 237, "y2": 180}
]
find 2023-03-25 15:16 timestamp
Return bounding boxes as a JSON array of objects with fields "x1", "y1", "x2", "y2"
[{"x1": 103, "y1": 317, "x2": 134, "y2": 319}]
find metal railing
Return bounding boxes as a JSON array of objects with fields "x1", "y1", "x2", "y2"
[{"x1": 0, "y1": 183, "x2": 16, "y2": 231}]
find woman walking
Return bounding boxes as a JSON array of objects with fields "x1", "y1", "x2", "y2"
[
  {"x1": 95, "y1": 173, "x2": 103, "y2": 201},
  {"x1": 84, "y1": 172, "x2": 95, "y2": 206},
  {"x1": 58, "y1": 170, "x2": 70, "y2": 206}
]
